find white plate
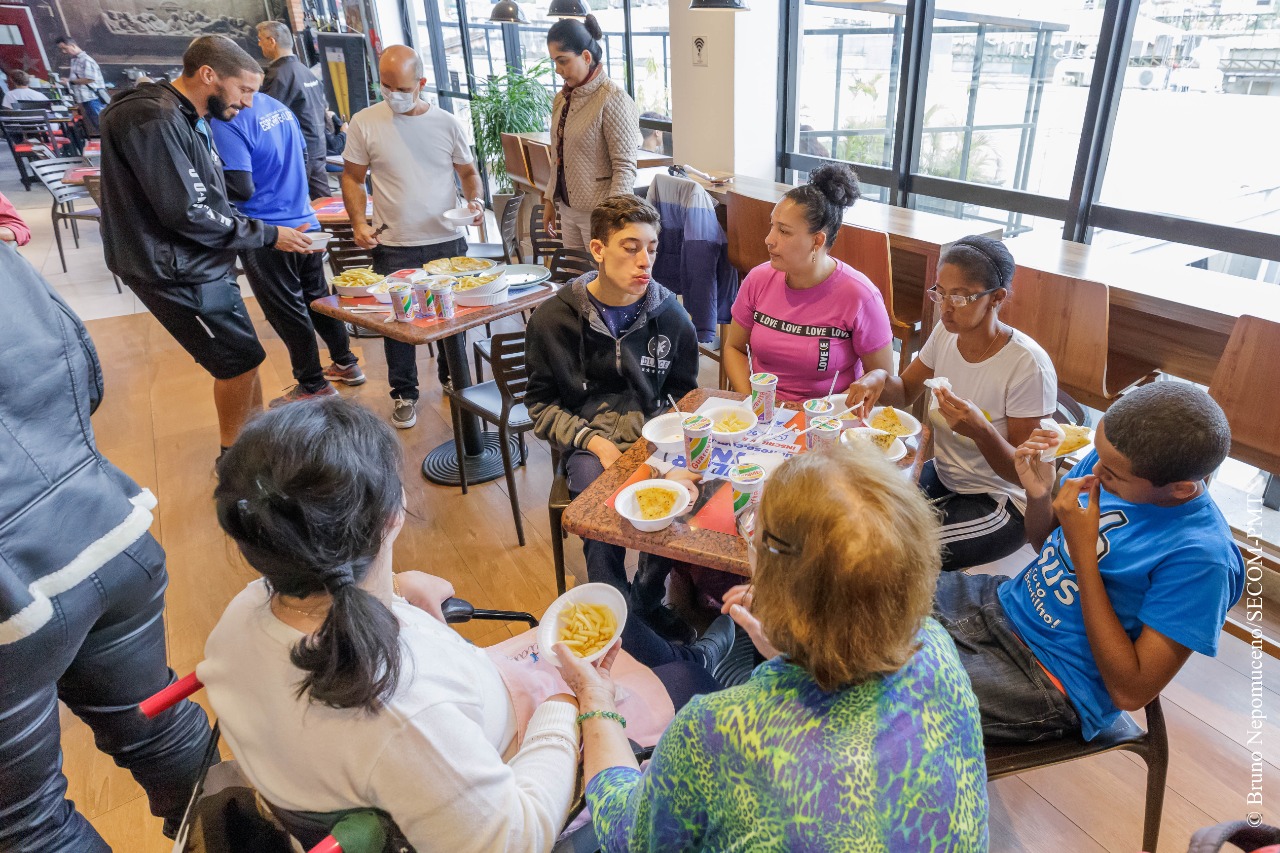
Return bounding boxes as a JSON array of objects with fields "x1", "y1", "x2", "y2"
[
  {"x1": 867, "y1": 406, "x2": 922, "y2": 439},
  {"x1": 454, "y1": 285, "x2": 511, "y2": 307},
  {"x1": 642, "y1": 411, "x2": 685, "y2": 454},
  {"x1": 503, "y1": 264, "x2": 554, "y2": 287},
  {"x1": 615, "y1": 478, "x2": 691, "y2": 532},
  {"x1": 703, "y1": 403, "x2": 758, "y2": 444},
  {"x1": 537, "y1": 583, "x2": 628, "y2": 666},
  {"x1": 840, "y1": 427, "x2": 907, "y2": 462}
]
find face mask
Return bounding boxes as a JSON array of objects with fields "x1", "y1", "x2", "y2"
[{"x1": 384, "y1": 90, "x2": 418, "y2": 114}]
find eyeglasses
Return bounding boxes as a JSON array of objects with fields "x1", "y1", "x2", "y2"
[{"x1": 927, "y1": 285, "x2": 1002, "y2": 308}]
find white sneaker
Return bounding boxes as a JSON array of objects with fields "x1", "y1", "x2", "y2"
[{"x1": 392, "y1": 398, "x2": 417, "y2": 429}]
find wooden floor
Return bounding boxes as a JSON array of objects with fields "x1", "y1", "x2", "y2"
[{"x1": 67, "y1": 302, "x2": 1279, "y2": 852}]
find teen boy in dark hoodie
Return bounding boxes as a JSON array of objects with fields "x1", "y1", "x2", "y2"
[{"x1": 526, "y1": 195, "x2": 737, "y2": 667}]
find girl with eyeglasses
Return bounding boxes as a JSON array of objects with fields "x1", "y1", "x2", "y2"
[{"x1": 844, "y1": 236, "x2": 1058, "y2": 571}]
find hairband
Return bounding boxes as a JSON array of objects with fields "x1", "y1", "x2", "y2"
[
  {"x1": 956, "y1": 239, "x2": 1006, "y2": 289},
  {"x1": 318, "y1": 563, "x2": 355, "y2": 594}
]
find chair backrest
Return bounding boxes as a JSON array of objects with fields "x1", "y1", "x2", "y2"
[
  {"x1": 82, "y1": 171, "x2": 104, "y2": 207},
  {"x1": 499, "y1": 192, "x2": 523, "y2": 264},
  {"x1": 548, "y1": 248, "x2": 596, "y2": 284},
  {"x1": 830, "y1": 223, "x2": 895, "y2": 319},
  {"x1": 29, "y1": 155, "x2": 92, "y2": 204},
  {"x1": 724, "y1": 190, "x2": 773, "y2": 275},
  {"x1": 523, "y1": 140, "x2": 554, "y2": 192},
  {"x1": 324, "y1": 224, "x2": 376, "y2": 276},
  {"x1": 488, "y1": 332, "x2": 529, "y2": 406},
  {"x1": 1001, "y1": 267, "x2": 1111, "y2": 408},
  {"x1": 529, "y1": 202, "x2": 562, "y2": 264},
  {"x1": 501, "y1": 133, "x2": 532, "y2": 188},
  {"x1": 1208, "y1": 314, "x2": 1280, "y2": 474}
]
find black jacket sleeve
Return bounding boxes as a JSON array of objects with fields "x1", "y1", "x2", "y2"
[
  {"x1": 662, "y1": 312, "x2": 701, "y2": 405},
  {"x1": 224, "y1": 170, "x2": 255, "y2": 204},
  {"x1": 121, "y1": 118, "x2": 277, "y2": 250}
]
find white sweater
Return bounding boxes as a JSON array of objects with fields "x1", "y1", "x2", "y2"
[{"x1": 198, "y1": 580, "x2": 580, "y2": 853}]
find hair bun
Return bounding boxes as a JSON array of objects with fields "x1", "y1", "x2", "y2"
[
  {"x1": 808, "y1": 162, "x2": 861, "y2": 210},
  {"x1": 583, "y1": 14, "x2": 603, "y2": 40}
]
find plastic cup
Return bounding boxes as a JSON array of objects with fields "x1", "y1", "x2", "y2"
[
  {"x1": 681, "y1": 414, "x2": 714, "y2": 473},
  {"x1": 412, "y1": 283, "x2": 437, "y2": 320},
  {"x1": 388, "y1": 285, "x2": 414, "y2": 322},
  {"x1": 431, "y1": 281, "x2": 456, "y2": 319},
  {"x1": 803, "y1": 397, "x2": 835, "y2": 429},
  {"x1": 750, "y1": 372, "x2": 778, "y2": 421},
  {"x1": 807, "y1": 416, "x2": 842, "y2": 450},
  {"x1": 729, "y1": 462, "x2": 766, "y2": 514}
]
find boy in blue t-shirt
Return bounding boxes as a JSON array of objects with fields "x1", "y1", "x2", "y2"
[
  {"x1": 209, "y1": 92, "x2": 364, "y2": 408},
  {"x1": 934, "y1": 382, "x2": 1244, "y2": 741}
]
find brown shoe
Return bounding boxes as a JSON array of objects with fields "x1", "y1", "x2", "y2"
[{"x1": 268, "y1": 383, "x2": 339, "y2": 408}]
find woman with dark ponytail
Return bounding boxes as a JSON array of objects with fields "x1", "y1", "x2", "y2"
[
  {"x1": 198, "y1": 397, "x2": 584, "y2": 851},
  {"x1": 723, "y1": 163, "x2": 895, "y2": 401},
  {"x1": 543, "y1": 15, "x2": 641, "y2": 249}
]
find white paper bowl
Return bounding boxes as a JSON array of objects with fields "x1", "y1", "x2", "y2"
[
  {"x1": 452, "y1": 267, "x2": 508, "y2": 299},
  {"x1": 642, "y1": 412, "x2": 686, "y2": 454},
  {"x1": 614, "y1": 478, "x2": 690, "y2": 533},
  {"x1": 840, "y1": 427, "x2": 907, "y2": 462},
  {"x1": 704, "y1": 404, "x2": 758, "y2": 444},
  {"x1": 308, "y1": 231, "x2": 334, "y2": 250},
  {"x1": 537, "y1": 583, "x2": 629, "y2": 666},
  {"x1": 444, "y1": 207, "x2": 477, "y2": 224},
  {"x1": 454, "y1": 286, "x2": 511, "y2": 307},
  {"x1": 332, "y1": 269, "x2": 382, "y2": 298},
  {"x1": 866, "y1": 406, "x2": 922, "y2": 439},
  {"x1": 823, "y1": 394, "x2": 865, "y2": 429}
]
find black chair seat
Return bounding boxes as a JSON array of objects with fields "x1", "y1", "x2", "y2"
[
  {"x1": 467, "y1": 242, "x2": 506, "y2": 261},
  {"x1": 456, "y1": 380, "x2": 531, "y2": 428},
  {"x1": 60, "y1": 206, "x2": 99, "y2": 219},
  {"x1": 986, "y1": 711, "x2": 1145, "y2": 777}
]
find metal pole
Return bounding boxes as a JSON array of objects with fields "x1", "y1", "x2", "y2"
[
  {"x1": 884, "y1": 15, "x2": 902, "y2": 168},
  {"x1": 622, "y1": 0, "x2": 636, "y2": 97},
  {"x1": 832, "y1": 33, "x2": 844, "y2": 158},
  {"x1": 890, "y1": 0, "x2": 934, "y2": 207},
  {"x1": 958, "y1": 23, "x2": 985, "y2": 184}
]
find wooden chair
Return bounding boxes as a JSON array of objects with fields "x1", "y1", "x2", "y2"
[
  {"x1": 522, "y1": 140, "x2": 554, "y2": 194},
  {"x1": 1208, "y1": 314, "x2": 1280, "y2": 509},
  {"x1": 528, "y1": 202, "x2": 563, "y2": 264},
  {"x1": 725, "y1": 190, "x2": 773, "y2": 276},
  {"x1": 29, "y1": 156, "x2": 98, "y2": 273},
  {"x1": 446, "y1": 333, "x2": 533, "y2": 546},
  {"x1": 501, "y1": 133, "x2": 534, "y2": 192},
  {"x1": 986, "y1": 696, "x2": 1167, "y2": 853},
  {"x1": 1001, "y1": 267, "x2": 1157, "y2": 411},
  {"x1": 830, "y1": 223, "x2": 922, "y2": 370}
]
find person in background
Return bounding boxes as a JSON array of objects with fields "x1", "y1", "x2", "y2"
[
  {"x1": 543, "y1": 16, "x2": 640, "y2": 250},
  {"x1": 935, "y1": 382, "x2": 1244, "y2": 743},
  {"x1": 0, "y1": 190, "x2": 31, "y2": 244},
  {"x1": 3, "y1": 70, "x2": 50, "y2": 110},
  {"x1": 256, "y1": 21, "x2": 329, "y2": 200},
  {"x1": 722, "y1": 162, "x2": 894, "y2": 401},
  {"x1": 560, "y1": 446, "x2": 989, "y2": 852},
  {"x1": 99, "y1": 35, "x2": 315, "y2": 456},
  {"x1": 638, "y1": 110, "x2": 670, "y2": 156},
  {"x1": 324, "y1": 108, "x2": 346, "y2": 174},
  {"x1": 55, "y1": 36, "x2": 106, "y2": 134},
  {"x1": 343, "y1": 45, "x2": 483, "y2": 429},
  {"x1": 0, "y1": 244, "x2": 214, "y2": 852},
  {"x1": 210, "y1": 89, "x2": 364, "y2": 407},
  {"x1": 843, "y1": 236, "x2": 1057, "y2": 571}
]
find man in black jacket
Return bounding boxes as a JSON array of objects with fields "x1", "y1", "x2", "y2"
[
  {"x1": 526, "y1": 196, "x2": 701, "y2": 594},
  {"x1": 100, "y1": 35, "x2": 315, "y2": 454},
  {"x1": 257, "y1": 21, "x2": 329, "y2": 199},
  {"x1": 0, "y1": 244, "x2": 214, "y2": 852}
]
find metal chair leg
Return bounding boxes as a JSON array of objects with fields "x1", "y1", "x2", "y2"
[
  {"x1": 1139, "y1": 699, "x2": 1168, "y2": 853},
  {"x1": 497, "y1": 423, "x2": 526, "y2": 546},
  {"x1": 52, "y1": 212, "x2": 67, "y2": 273},
  {"x1": 449, "y1": 396, "x2": 469, "y2": 494},
  {"x1": 548, "y1": 502, "x2": 567, "y2": 595}
]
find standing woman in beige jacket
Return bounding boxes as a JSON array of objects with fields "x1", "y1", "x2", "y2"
[{"x1": 544, "y1": 16, "x2": 641, "y2": 249}]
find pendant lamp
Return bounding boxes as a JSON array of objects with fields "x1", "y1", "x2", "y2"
[
  {"x1": 490, "y1": 0, "x2": 529, "y2": 23},
  {"x1": 689, "y1": 0, "x2": 748, "y2": 9},
  {"x1": 548, "y1": 0, "x2": 590, "y2": 15}
]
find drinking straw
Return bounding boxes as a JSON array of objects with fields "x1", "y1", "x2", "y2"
[
  {"x1": 793, "y1": 407, "x2": 855, "y2": 438},
  {"x1": 668, "y1": 394, "x2": 680, "y2": 413},
  {"x1": 826, "y1": 369, "x2": 841, "y2": 400},
  {"x1": 746, "y1": 343, "x2": 755, "y2": 377}
]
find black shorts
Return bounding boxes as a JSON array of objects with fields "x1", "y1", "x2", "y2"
[{"x1": 129, "y1": 277, "x2": 266, "y2": 380}]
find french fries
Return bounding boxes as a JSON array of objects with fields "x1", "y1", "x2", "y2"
[{"x1": 557, "y1": 602, "x2": 617, "y2": 658}]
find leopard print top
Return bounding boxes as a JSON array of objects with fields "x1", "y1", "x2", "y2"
[{"x1": 586, "y1": 618, "x2": 988, "y2": 852}]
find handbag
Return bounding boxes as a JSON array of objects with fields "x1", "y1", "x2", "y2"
[{"x1": 1187, "y1": 820, "x2": 1280, "y2": 853}]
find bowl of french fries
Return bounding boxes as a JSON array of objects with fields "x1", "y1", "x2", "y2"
[
  {"x1": 704, "y1": 404, "x2": 758, "y2": 444},
  {"x1": 538, "y1": 583, "x2": 628, "y2": 665},
  {"x1": 331, "y1": 268, "x2": 386, "y2": 298}
]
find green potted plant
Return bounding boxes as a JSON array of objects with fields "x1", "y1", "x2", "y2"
[{"x1": 470, "y1": 59, "x2": 554, "y2": 221}]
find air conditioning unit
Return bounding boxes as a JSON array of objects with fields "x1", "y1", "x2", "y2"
[{"x1": 1125, "y1": 66, "x2": 1164, "y2": 90}]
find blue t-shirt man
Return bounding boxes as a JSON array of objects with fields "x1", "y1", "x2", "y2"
[
  {"x1": 998, "y1": 450, "x2": 1245, "y2": 739},
  {"x1": 208, "y1": 93, "x2": 321, "y2": 231}
]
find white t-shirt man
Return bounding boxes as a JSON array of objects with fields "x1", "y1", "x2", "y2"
[
  {"x1": 2, "y1": 87, "x2": 49, "y2": 110},
  {"x1": 918, "y1": 321, "x2": 1057, "y2": 513},
  {"x1": 343, "y1": 100, "x2": 473, "y2": 247}
]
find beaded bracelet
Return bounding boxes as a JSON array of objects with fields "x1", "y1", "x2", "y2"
[{"x1": 577, "y1": 710, "x2": 627, "y2": 729}]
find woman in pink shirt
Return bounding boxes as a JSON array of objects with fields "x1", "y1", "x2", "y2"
[{"x1": 723, "y1": 164, "x2": 893, "y2": 402}]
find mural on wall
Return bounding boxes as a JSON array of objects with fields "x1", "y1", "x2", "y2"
[{"x1": 54, "y1": 0, "x2": 268, "y2": 62}]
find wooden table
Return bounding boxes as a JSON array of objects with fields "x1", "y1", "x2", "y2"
[
  {"x1": 561, "y1": 388, "x2": 922, "y2": 577},
  {"x1": 512, "y1": 131, "x2": 673, "y2": 170},
  {"x1": 311, "y1": 284, "x2": 560, "y2": 486},
  {"x1": 62, "y1": 165, "x2": 98, "y2": 186},
  {"x1": 311, "y1": 196, "x2": 371, "y2": 226}
]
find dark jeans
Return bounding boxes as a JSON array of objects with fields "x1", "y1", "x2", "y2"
[
  {"x1": 241, "y1": 246, "x2": 355, "y2": 392},
  {"x1": 78, "y1": 98, "x2": 104, "y2": 135},
  {"x1": 306, "y1": 156, "x2": 331, "y2": 200},
  {"x1": 0, "y1": 534, "x2": 216, "y2": 852},
  {"x1": 932, "y1": 572, "x2": 1081, "y2": 743},
  {"x1": 649, "y1": 662, "x2": 722, "y2": 711},
  {"x1": 920, "y1": 460, "x2": 1028, "y2": 571},
  {"x1": 371, "y1": 239, "x2": 466, "y2": 400}
]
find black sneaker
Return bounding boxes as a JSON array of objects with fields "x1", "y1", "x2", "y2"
[
  {"x1": 711, "y1": 625, "x2": 762, "y2": 687},
  {"x1": 642, "y1": 605, "x2": 696, "y2": 645},
  {"x1": 689, "y1": 614, "x2": 737, "y2": 676}
]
